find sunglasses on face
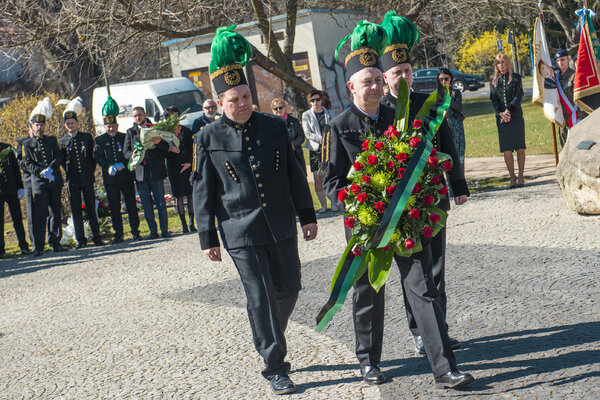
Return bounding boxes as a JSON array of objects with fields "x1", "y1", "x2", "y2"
[
  {"x1": 439, "y1": 77, "x2": 450, "y2": 82},
  {"x1": 273, "y1": 106, "x2": 284, "y2": 111},
  {"x1": 310, "y1": 98, "x2": 321, "y2": 102}
]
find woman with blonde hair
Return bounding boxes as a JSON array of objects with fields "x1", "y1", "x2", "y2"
[
  {"x1": 490, "y1": 53, "x2": 526, "y2": 188},
  {"x1": 271, "y1": 98, "x2": 307, "y2": 174}
]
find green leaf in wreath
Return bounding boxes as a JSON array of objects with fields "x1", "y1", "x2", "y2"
[
  {"x1": 394, "y1": 78, "x2": 410, "y2": 131},
  {"x1": 368, "y1": 247, "x2": 396, "y2": 292}
]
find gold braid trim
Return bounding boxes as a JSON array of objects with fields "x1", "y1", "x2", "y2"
[
  {"x1": 321, "y1": 129, "x2": 331, "y2": 163},
  {"x1": 192, "y1": 142, "x2": 197, "y2": 172},
  {"x1": 345, "y1": 48, "x2": 378, "y2": 67},
  {"x1": 210, "y1": 64, "x2": 243, "y2": 80},
  {"x1": 383, "y1": 43, "x2": 408, "y2": 54}
]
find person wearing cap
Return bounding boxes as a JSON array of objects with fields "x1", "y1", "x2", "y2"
[
  {"x1": 94, "y1": 97, "x2": 141, "y2": 244},
  {"x1": 22, "y1": 108, "x2": 67, "y2": 256},
  {"x1": 322, "y1": 18, "x2": 473, "y2": 389},
  {"x1": 16, "y1": 129, "x2": 36, "y2": 248},
  {"x1": 0, "y1": 141, "x2": 32, "y2": 257},
  {"x1": 192, "y1": 25, "x2": 317, "y2": 395},
  {"x1": 554, "y1": 49, "x2": 576, "y2": 145}
]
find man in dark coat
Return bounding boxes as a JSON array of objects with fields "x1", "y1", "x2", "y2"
[
  {"x1": 94, "y1": 97, "x2": 141, "y2": 244},
  {"x1": 59, "y1": 108, "x2": 104, "y2": 248},
  {"x1": 191, "y1": 99, "x2": 221, "y2": 134},
  {"x1": 123, "y1": 106, "x2": 170, "y2": 239},
  {"x1": 192, "y1": 25, "x2": 317, "y2": 395},
  {"x1": 0, "y1": 142, "x2": 31, "y2": 257},
  {"x1": 554, "y1": 49, "x2": 580, "y2": 145}
]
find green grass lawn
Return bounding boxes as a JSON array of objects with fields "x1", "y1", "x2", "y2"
[{"x1": 463, "y1": 96, "x2": 558, "y2": 157}]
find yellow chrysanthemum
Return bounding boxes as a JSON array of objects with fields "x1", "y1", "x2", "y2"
[
  {"x1": 371, "y1": 171, "x2": 393, "y2": 191},
  {"x1": 394, "y1": 142, "x2": 411, "y2": 154},
  {"x1": 358, "y1": 207, "x2": 378, "y2": 226}
]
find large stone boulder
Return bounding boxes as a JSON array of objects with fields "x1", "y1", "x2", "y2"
[{"x1": 556, "y1": 108, "x2": 600, "y2": 214}]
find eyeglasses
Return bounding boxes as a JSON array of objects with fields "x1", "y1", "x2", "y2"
[
  {"x1": 273, "y1": 106, "x2": 284, "y2": 111},
  {"x1": 439, "y1": 77, "x2": 450, "y2": 82},
  {"x1": 203, "y1": 105, "x2": 217, "y2": 110},
  {"x1": 310, "y1": 98, "x2": 321, "y2": 103}
]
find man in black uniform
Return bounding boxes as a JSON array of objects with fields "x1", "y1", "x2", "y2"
[
  {"x1": 22, "y1": 107, "x2": 67, "y2": 256},
  {"x1": 554, "y1": 49, "x2": 579, "y2": 146},
  {"x1": 0, "y1": 142, "x2": 31, "y2": 257},
  {"x1": 59, "y1": 106, "x2": 104, "y2": 248},
  {"x1": 321, "y1": 18, "x2": 473, "y2": 389},
  {"x1": 17, "y1": 130, "x2": 35, "y2": 246},
  {"x1": 379, "y1": 12, "x2": 469, "y2": 362},
  {"x1": 192, "y1": 26, "x2": 317, "y2": 395},
  {"x1": 94, "y1": 96, "x2": 141, "y2": 244}
]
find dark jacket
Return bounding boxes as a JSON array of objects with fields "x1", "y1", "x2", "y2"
[
  {"x1": 123, "y1": 120, "x2": 170, "y2": 181},
  {"x1": 22, "y1": 135, "x2": 64, "y2": 190},
  {"x1": 166, "y1": 125, "x2": 194, "y2": 197},
  {"x1": 0, "y1": 142, "x2": 23, "y2": 196},
  {"x1": 17, "y1": 135, "x2": 32, "y2": 189},
  {"x1": 490, "y1": 72, "x2": 524, "y2": 115},
  {"x1": 448, "y1": 89, "x2": 464, "y2": 121},
  {"x1": 284, "y1": 115, "x2": 305, "y2": 150},
  {"x1": 192, "y1": 113, "x2": 221, "y2": 134},
  {"x1": 58, "y1": 131, "x2": 96, "y2": 187},
  {"x1": 192, "y1": 112, "x2": 316, "y2": 250},
  {"x1": 94, "y1": 131, "x2": 135, "y2": 185}
]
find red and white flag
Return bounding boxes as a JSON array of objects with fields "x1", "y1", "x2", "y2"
[{"x1": 574, "y1": 8, "x2": 600, "y2": 113}]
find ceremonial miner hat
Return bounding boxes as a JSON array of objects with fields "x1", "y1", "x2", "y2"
[
  {"x1": 102, "y1": 95, "x2": 119, "y2": 125},
  {"x1": 554, "y1": 49, "x2": 569, "y2": 59},
  {"x1": 209, "y1": 25, "x2": 252, "y2": 95},
  {"x1": 335, "y1": 20, "x2": 387, "y2": 79},
  {"x1": 380, "y1": 11, "x2": 420, "y2": 71},
  {"x1": 63, "y1": 97, "x2": 83, "y2": 122},
  {"x1": 30, "y1": 97, "x2": 53, "y2": 124}
]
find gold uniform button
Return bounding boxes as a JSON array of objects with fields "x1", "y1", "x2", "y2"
[
  {"x1": 243, "y1": 129, "x2": 248, "y2": 133},
  {"x1": 258, "y1": 183, "x2": 263, "y2": 188},
  {"x1": 252, "y1": 164, "x2": 257, "y2": 169},
  {"x1": 248, "y1": 147, "x2": 252, "y2": 151},
  {"x1": 260, "y1": 193, "x2": 265, "y2": 198},
  {"x1": 255, "y1": 173, "x2": 260, "y2": 178},
  {"x1": 245, "y1": 137, "x2": 250, "y2": 142},
  {"x1": 262, "y1": 203, "x2": 267, "y2": 207},
  {"x1": 249, "y1": 156, "x2": 255, "y2": 160}
]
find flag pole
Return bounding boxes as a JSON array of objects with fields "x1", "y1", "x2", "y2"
[{"x1": 551, "y1": 122, "x2": 559, "y2": 165}]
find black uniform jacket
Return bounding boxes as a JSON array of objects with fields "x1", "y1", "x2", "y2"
[
  {"x1": 59, "y1": 131, "x2": 96, "y2": 187},
  {"x1": 17, "y1": 136, "x2": 32, "y2": 189},
  {"x1": 192, "y1": 112, "x2": 316, "y2": 250},
  {"x1": 321, "y1": 102, "x2": 396, "y2": 200},
  {"x1": 284, "y1": 115, "x2": 305, "y2": 150},
  {"x1": 380, "y1": 92, "x2": 469, "y2": 210},
  {"x1": 0, "y1": 142, "x2": 23, "y2": 196},
  {"x1": 124, "y1": 120, "x2": 169, "y2": 181},
  {"x1": 489, "y1": 73, "x2": 524, "y2": 115},
  {"x1": 94, "y1": 132, "x2": 135, "y2": 185},
  {"x1": 22, "y1": 135, "x2": 64, "y2": 190}
]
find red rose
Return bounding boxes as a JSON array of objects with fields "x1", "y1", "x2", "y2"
[
  {"x1": 374, "y1": 141, "x2": 385, "y2": 151},
  {"x1": 422, "y1": 195, "x2": 434, "y2": 205},
  {"x1": 356, "y1": 193, "x2": 368, "y2": 203},
  {"x1": 408, "y1": 208, "x2": 420, "y2": 220},
  {"x1": 409, "y1": 137, "x2": 421, "y2": 148},
  {"x1": 405, "y1": 238, "x2": 415, "y2": 249},
  {"x1": 354, "y1": 161, "x2": 364, "y2": 171},
  {"x1": 443, "y1": 160, "x2": 452, "y2": 172},
  {"x1": 438, "y1": 186, "x2": 449, "y2": 196},
  {"x1": 384, "y1": 125, "x2": 399, "y2": 138},
  {"x1": 432, "y1": 175, "x2": 443, "y2": 185},
  {"x1": 396, "y1": 152, "x2": 409, "y2": 163},
  {"x1": 374, "y1": 201, "x2": 385, "y2": 213},
  {"x1": 350, "y1": 183, "x2": 361, "y2": 195},
  {"x1": 427, "y1": 156, "x2": 438, "y2": 167},
  {"x1": 352, "y1": 246, "x2": 362, "y2": 256},
  {"x1": 412, "y1": 183, "x2": 421, "y2": 194},
  {"x1": 361, "y1": 140, "x2": 370, "y2": 151},
  {"x1": 362, "y1": 175, "x2": 372, "y2": 184},
  {"x1": 412, "y1": 119, "x2": 423, "y2": 129},
  {"x1": 386, "y1": 160, "x2": 395, "y2": 171},
  {"x1": 81, "y1": 204, "x2": 86, "y2": 210},
  {"x1": 423, "y1": 226, "x2": 434, "y2": 238},
  {"x1": 344, "y1": 217, "x2": 356, "y2": 229},
  {"x1": 386, "y1": 185, "x2": 397, "y2": 196},
  {"x1": 338, "y1": 188, "x2": 348, "y2": 202},
  {"x1": 429, "y1": 212, "x2": 441, "y2": 223},
  {"x1": 367, "y1": 155, "x2": 379, "y2": 165},
  {"x1": 382, "y1": 245, "x2": 390, "y2": 251},
  {"x1": 398, "y1": 167, "x2": 406, "y2": 177},
  {"x1": 430, "y1": 147, "x2": 437, "y2": 156}
]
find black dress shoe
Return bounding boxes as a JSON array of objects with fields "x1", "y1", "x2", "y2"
[
  {"x1": 161, "y1": 232, "x2": 171, "y2": 238},
  {"x1": 189, "y1": 224, "x2": 197, "y2": 232},
  {"x1": 110, "y1": 237, "x2": 124, "y2": 245},
  {"x1": 132, "y1": 233, "x2": 143, "y2": 241},
  {"x1": 361, "y1": 365, "x2": 386, "y2": 385},
  {"x1": 435, "y1": 371, "x2": 474, "y2": 389},
  {"x1": 147, "y1": 233, "x2": 159, "y2": 240},
  {"x1": 53, "y1": 244, "x2": 68, "y2": 252},
  {"x1": 93, "y1": 238, "x2": 105, "y2": 246},
  {"x1": 33, "y1": 249, "x2": 44, "y2": 257},
  {"x1": 269, "y1": 374, "x2": 297, "y2": 395},
  {"x1": 20, "y1": 248, "x2": 33, "y2": 255},
  {"x1": 414, "y1": 335, "x2": 426, "y2": 356},
  {"x1": 76, "y1": 240, "x2": 87, "y2": 249},
  {"x1": 449, "y1": 336, "x2": 461, "y2": 349}
]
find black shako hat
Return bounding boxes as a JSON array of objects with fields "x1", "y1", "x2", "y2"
[
  {"x1": 209, "y1": 25, "x2": 252, "y2": 95},
  {"x1": 335, "y1": 20, "x2": 387, "y2": 78},
  {"x1": 379, "y1": 11, "x2": 420, "y2": 71}
]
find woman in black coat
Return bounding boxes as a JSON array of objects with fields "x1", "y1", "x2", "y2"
[
  {"x1": 164, "y1": 106, "x2": 195, "y2": 233},
  {"x1": 490, "y1": 53, "x2": 526, "y2": 188},
  {"x1": 270, "y1": 98, "x2": 307, "y2": 175}
]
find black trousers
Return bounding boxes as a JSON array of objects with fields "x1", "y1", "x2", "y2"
[
  {"x1": 105, "y1": 182, "x2": 140, "y2": 239},
  {"x1": 227, "y1": 237, "x2": 301, "y2": 379},
  {"x1": 32, "y1": 186, "x2": 62, "y2": 251},
  {"x1": 404, "y1": 227, "x2": 447, "y2": 336},
  {"x1": 68, "y1": 184, "x2": 101, "y2": 243},
  {"x1": 0, "y1": 194, "x2": 28, "y2": 253}
]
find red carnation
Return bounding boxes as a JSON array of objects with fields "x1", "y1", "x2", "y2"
[
  {"x1": 374, "y1": 201, "x2": 385, "y2": 213},
  {"x1": 367, "y1": 155, "x2": 379, "y2": 165},
  {"x1": 431, "y1": 147, "x2": 437, "y2": 156},
  {"x1": 350, "y1": 183, "x2": 361, "y2": 195},
  {"x1": 396, "y1": 152, "x2": 409, "y2": 163},
  {"x1": 81, "y1": 204, "x2": 86, "y2": 210},
  {"x1": 398, "y1": 167, "x2": 406, "y2": 177},
  {"x1": 412, "y1": 119, "x2": 423, "y2": 129},
  {"x1": 443, "y1": 160, "x2": 452, "y2": 172},
  {"x1": 354, "y1": 161, "x2": 364, "y2": 171},
  {"x1": 432, "y1": 175, "x2": 443, "y2": 185},
  {"x1": 409, "y1": 137, "x2": 421, "y2": 148},
  {"x1": 356, "y1": 193, "x2": 368, "y2": 203},
  {"x1": 362, "y1": 175, "x2": 372, "y2": 184},
  {"x1": 438, "y1": 186, "x2": 449, "y2": 196},
  {"x1": 429, "y1": 212, "x2": 441, "y2": 224},
  {"x1": 344, "y1": 217, "x2": 356, "y2": 229},
  {"x1": 408, "y1": 208, "x2": 420, "y2": 220},
  {"x1": 374, "y1": 141, "x2": 385, "y2": 151},
  {"x1": 382, "y1": 245, "x2": 390, "y2": 251},
  {"x1": 422, "y1": 195, "x2": 434, "y2": 205},
  {"x1": 423, "y1": 226, "x2": 434, "y2": 238},
  {"x1": 384, "y1": 125, "x2": 399, "y2": 138},
  {"x1": 361, "y1": 140, "x2": 370, "y2": 151},
  {"x1": 405, "y1": 238, "x2": 415, "y2": 249},
  {"x1": 352, "y1": 246, "x2": 362, "y2": 256},
  {"x1": 427, "y1": 156, "x2": 438, "y2": 167},
  {"x1": 386, "y1": 185, "x2": 397, "y2": 196},
  {"x1": 386, "y1": 160, "x2": 395, "y2": 171},
  {"x1": 338, "y1": 188, "x2": 348, "y2": 202},
  {"x1": 412, "y1": 183, "x2": 421, "y2": 194}
]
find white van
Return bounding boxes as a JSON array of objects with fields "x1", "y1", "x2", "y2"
[{"x1": 92, "y1": 77, "x2": 206, "y2": 134}]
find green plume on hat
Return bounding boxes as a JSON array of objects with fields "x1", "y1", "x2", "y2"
[
  {"x1": 380, "y1": 11, "x2": 420, "y2": 51},
  {"x1": 209, "y1": 24, "x2": 253, "y2": 74},
  {"x1": 102, "y1": 95, "x2": 119, "y2": 117},
  {"x1": 335, "y1": 20, "x2": 388, "y2": 62}
]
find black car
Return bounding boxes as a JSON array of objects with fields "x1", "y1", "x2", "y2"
[{"x1": 411, "y1": 68, "x2": 485, "y2": 93}]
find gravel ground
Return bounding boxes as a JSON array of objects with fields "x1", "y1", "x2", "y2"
[{"x1": 0, "y1": 180, "x2": 598, "y2": 399}]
